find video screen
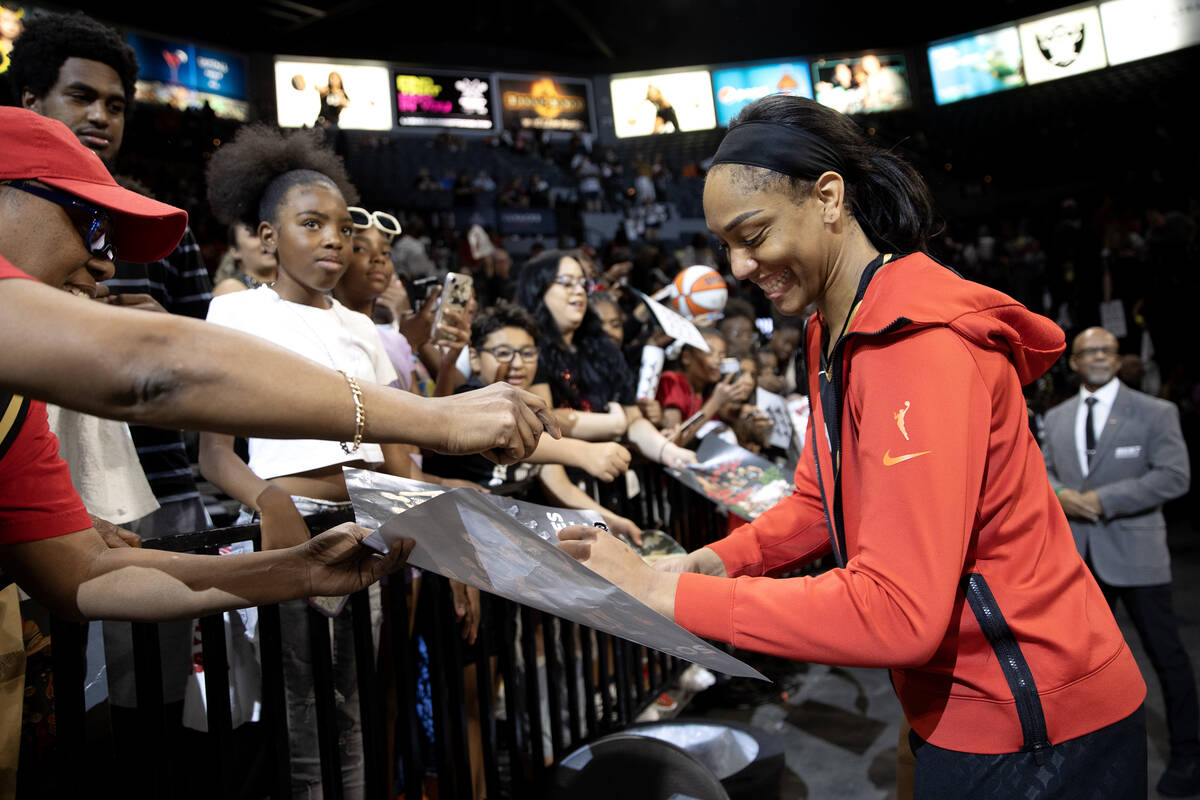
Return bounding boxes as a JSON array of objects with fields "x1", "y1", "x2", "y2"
[
  {"x1": 609, "y1": 70, "x2": 717, "y2": 138},
  {"x1": 126, "y1": 32, "x2": 248, "y2": 120},
  {"x1": 1, "y1": 3, "x2": 29, "y2": 75},
  {"x1": 395, "y1": 70, "x2": 495, "y2": 130},
  {"x1": 274, "y1": 59, "x2": 392, "y2": 130},
  {"x1": 811, "y1": 53, "x2": 912, "y2": 114},
  {"x1": 497, "y1": 76, "x2": 592, "y2": 132},
  {"x1": 1018, "y1": 6, "x2": 1108, "y2": 85},
  {"x1": 1100, "y1": 0, "x2": 1200, "y2": 66},
  {"x1": 928, "y1": 27, "x2": 1026, "y2": 105},
  {"x1": 711, "y1": 61, "x2": 813, "y2": 126}
]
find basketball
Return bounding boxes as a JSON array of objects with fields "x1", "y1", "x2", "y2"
[{"x1": 672, "y1": 265, "x2": 727, "y2": 319}]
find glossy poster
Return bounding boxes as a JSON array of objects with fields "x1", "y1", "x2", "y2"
[
  {"x1": 345, "y1": 468, "x2": 765, "y2": 680},
  {"x1": 667, "y1": 435, "x2": 792, "y2": 520}
]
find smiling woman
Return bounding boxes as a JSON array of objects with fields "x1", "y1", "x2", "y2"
[{"x1": 558, "y1": 94, "x2": 1150, "y2": 798}]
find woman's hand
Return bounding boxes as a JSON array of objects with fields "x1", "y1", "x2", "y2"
[
  {"x1": 602, "y1": 402, "x2": 629, "y2": 438},
  {"x1": 556, "y1": 525, "x2": 678, "y2": 617},
  {"x1": 301, "y1": 522, "x2": 411, "y2": 597},
  {"x1": 636, "y1": 397, "x2": 663, "y2": 426},
  {"x1": 257, "y1": 484, "x2": 311, "y2": 550},
  {"x1": 711, "y1": 372, "x2": 754, "y2": 408},
  {"x1": 600, "y1": 510, "x2": 643, "y2": 547},
  {"x1": 450, "y1": 580, "x2": 481, "y2": 645},
  {"x1": 581, "y1": 441, "x2": 632, "y2": 482},
  {"x1": 658, "y1": 440, "x2": 697, "y2": 468},
  {"x1": 433, "y1": 308, "x2": 471, "y2": 355},
  {"x1": 399, "y1": 285, "x2": 441, "y2": 349}
]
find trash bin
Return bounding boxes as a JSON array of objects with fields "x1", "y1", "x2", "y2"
[
  {"x1": 623, "y1": 718, "x2": 784, "y2": 800},
  {"x1": 551, "y1": 732, "x2": 730, "y2": 800}
]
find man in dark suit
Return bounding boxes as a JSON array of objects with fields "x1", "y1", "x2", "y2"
[{"x1": 1043, "y1": 326, "x2": 1196, "y2": 797}]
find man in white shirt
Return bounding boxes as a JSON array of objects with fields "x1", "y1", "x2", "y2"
[{"x1": 1042, "y1": 326, "x2": 1197, "y2": 796}]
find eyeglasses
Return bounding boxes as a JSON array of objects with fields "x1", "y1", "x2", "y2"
[
  {"x1": 3, "y1": 180, "x2": 114, "y2": 260},
  {"x1": 1073, "y1": 346, "x2": 1118, "y2": 358},
  {"x1": 477, "y1": 345, "x2": 539, "y2": 363},
  {"x1": 348, "y1": 207, "x2": 402, "y2": 236},
  {"x1": 551, "y1": 275, "x2": 588, "y2": 290}
]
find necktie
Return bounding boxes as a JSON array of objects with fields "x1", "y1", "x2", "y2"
[{"x1": 1085, "y1": 396, "x2": 1098, "y2": 466}]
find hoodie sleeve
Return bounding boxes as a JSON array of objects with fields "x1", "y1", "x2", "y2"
[{"x1": 676, "y1": 328, "x2": 989, "y2": 667}]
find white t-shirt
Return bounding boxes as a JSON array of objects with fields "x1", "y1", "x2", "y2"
[{"x1": 206, "y1": 286, "x2": 399, "y2": 479}]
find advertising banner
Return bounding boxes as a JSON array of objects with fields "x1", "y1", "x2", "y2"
[
  {"x1": 497, "y1": 208, "x2": 557, "y2": 235},
  {"x1": 928, "y1": 27, "x2": 1026, "y2": 105},
  {"x1": 711, "y1": 61, "x2": 813, "y2": 126},
  {"x1": 498, "y1": 76, "x2": 592, "y2": 132},
  {"x1": 1018, "y1": 6, "x2": 1108, "y2": 84},
  {"x1": 811, "y1": 53, "x2": 912, "y2": 114},
  {"x1": 126, "y1": 33, "x2": 247, "y2": 99},
  {"x1": 395, "y1": 70, "x2": 495, "y2": 130},
  {"x1": 1100, "y1": 0, "x2": 1200, "y2": 65},
  {"x1": 275, "y1": 59, "x2": 392, "y2": 130},
  {"x1": 609, "y1": 70, "x2": 717, "y2": 138}
]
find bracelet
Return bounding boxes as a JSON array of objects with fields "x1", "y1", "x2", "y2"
[{"x1": 338, "y1": 371, "x2": 365, "y2": 454}]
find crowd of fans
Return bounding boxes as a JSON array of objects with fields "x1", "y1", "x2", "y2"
[{"x1": 3, "y1": 6, "x2": 1200, "y2": 798}]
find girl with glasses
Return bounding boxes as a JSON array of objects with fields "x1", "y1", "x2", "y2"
[{"x1": 516, "y1": 249, "x2": 695, "y2": 469}]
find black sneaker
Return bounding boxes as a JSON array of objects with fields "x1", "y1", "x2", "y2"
[{"x1": 1159, "y1": 756, "x2": 1200, "y2": 797}]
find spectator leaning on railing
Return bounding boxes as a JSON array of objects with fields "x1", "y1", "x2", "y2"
[{"x1": 0, "y1": 107, "x2": 558, "y2": 623}]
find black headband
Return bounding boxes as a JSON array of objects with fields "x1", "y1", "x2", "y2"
[{"x1": 710, "y1": 120, "x2": 847, "y2": 179}]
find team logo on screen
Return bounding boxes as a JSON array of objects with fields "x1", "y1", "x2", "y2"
[
  {"x1": 455, "y1": 78, "x2": 489, "y2": 115},
  {"x1": 502, "y1": 79, "x2": 585, "y2": 119},
  {"x1": 1035, "y1": 23, "x2": 1085, "y2": 67}
]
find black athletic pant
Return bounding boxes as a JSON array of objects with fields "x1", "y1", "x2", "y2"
[{"x1": 910, "y1": 706, "x2": 1146, "y2": 799}]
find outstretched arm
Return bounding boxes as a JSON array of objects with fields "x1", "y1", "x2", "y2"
[
  {"x1": 0, "y1": 278, "x2": 558, "y2": 463},
  {"x1": 0, "y1": 522, "x2": 410, "y2": 622}
]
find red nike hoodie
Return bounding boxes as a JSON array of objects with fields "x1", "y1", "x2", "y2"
[{"x1": 675, "y1": 252, "x2": 1145, "y2": 754}]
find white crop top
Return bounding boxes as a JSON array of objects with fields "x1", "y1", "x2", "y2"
[{"x1": 206, "y1": 286, "x2": 399, "y2": 479}]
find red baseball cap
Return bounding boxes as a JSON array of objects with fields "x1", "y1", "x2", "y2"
[{"x1": 0, "y1": 107, "x2": 187, "y2": 263}]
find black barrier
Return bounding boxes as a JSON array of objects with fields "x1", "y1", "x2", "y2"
[{"x1": 37, "y1": 462, "x2": 731, "y2": 798}]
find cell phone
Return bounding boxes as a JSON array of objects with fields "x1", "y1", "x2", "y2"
[
  {"x1": 410, "y1": 274, "x2": 440, "y2": 306},
  {"x1": 720, "y1": 358, "x2": 740, "y2": 376},
  {"x1": 432, "y1": 272, "x2": 473, "y2": 343},
  {"x1": 677, "y1": 409, "x2": 707, "y2": 435}
]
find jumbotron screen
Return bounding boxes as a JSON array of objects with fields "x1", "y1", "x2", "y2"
[
  {"x1": 497, "y1": 76, "x2": 592, "y2": 132},
  {"x1": 928, "y1": 27, "x2": 1026, "y2": 105},
  {"x1": 609, "y1": 69, "x2": 717, "y2": 138},
  {"x1": 274, "y1": 59, "x2": 393, "y2": 130},
  {"x1": 1100, "y1": 0, "x2": 1200, "y2": 66},
  {"x1": 394, "y1": 70, "x2": 495, "y2": 130},
  {"x1": 1017, "y1": 6, "x2": 1108, "y2": 85},
  {"x1": 811, "y1": 53, "x2": 912, "y2": 114},
  {"x1": 711, "y1": 61, "x2": 813, "y2": 126}
]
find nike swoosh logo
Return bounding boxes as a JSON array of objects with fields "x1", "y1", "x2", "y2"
[{"x1": 883, "y1": 449, "x2": 932, "y2": 466}]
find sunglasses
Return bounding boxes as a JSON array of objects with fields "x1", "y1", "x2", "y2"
[
  {"x1": 348, "y1": 207, "x2": 402, "y2": 237},
  {"x1": 4, "y1": 180, "x2": 114, "y2": 260}
]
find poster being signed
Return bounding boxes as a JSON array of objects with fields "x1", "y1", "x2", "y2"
[
  {"x1": 345, "y1": 468, "x2": 764, "y2": 680},
  {"x1": 667, "y1": 435, "x2": 792, "y2": 520}
]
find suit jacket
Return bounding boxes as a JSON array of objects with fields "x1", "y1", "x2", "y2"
[{"x1": 1042, "y1": 383, "x2": 1190, "y2": 586}]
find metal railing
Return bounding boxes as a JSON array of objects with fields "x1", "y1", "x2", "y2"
[{"x1": 42, "y1": 462, "x2": 731, "y2": 799}]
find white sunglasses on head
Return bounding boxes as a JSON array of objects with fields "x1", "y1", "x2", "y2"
[{"x1": 348, "y1": 206, "x2": 402, "y2": 236}]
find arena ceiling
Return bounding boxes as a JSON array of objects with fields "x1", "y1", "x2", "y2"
[{"x1": 73, "y1": 0, "x2": 1080, "y2": 74}]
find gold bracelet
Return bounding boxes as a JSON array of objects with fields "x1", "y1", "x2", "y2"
[{"x1": 338, "y1": 371, "x2": 365, "y2": 454}]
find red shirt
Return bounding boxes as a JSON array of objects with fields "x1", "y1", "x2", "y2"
[
  {"x1": 0, "y1": 257, "x2": 92, "y2": 544},
  {"x1": 656, "y1": 371, "x2": 703, "y2": 418}
]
